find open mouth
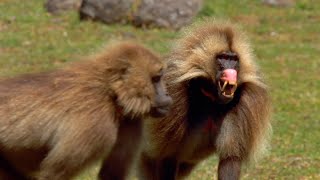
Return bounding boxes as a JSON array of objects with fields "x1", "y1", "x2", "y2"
[
  {"x1": 218, "y1": 80, "x2": 237, "y2": 98},
  {"x1": 156, "y1": 107, "x2": 170, "y2": 115},
  {"x1": 151, "y1": 106, "x2": 170, "y2": 117}
]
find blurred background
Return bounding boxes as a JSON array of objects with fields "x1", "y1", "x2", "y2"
[{"x1": 0, "y1": 0, "x2": 319, "y2": 179}]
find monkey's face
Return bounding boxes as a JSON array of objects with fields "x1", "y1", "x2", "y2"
[
  {"x1": 188, "y1": 51, "x2": 239, "y2": 105},
  {"x1": 211, "y1": 51, "x2": 239, "y2": 104},
  {"x1": 111, "y1": 47, "x2": 172, "y2": 118},
  {"x1": 171, "y1": 27, "x2": 248, "y2": 105},
  {"x1": 120, "y1": 64, "x2": 172, "y2": 118},
  {"x1": 149, "y1": 69, "x2": 173, "y2": 118}
]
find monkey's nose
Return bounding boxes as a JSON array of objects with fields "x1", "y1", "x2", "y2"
[
  {"x1": 163, "y1": 95, "x2": 173, "y2": 107},
  {"x1": 221, "y1": 69, "x2": 237, "y2": 83},
  {"x1": 219, "y1": 69, "x2": 238, "y2": 98}
]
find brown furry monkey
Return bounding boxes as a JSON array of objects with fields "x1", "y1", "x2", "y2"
[
  {"x1": 0, "y1": 41, "x2": 172, "y2": 180},
  {"x1": 138, "y1": 20, "x2": 272, "y2": 180}
]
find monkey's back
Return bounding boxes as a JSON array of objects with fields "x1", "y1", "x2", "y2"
[{"x1": 0, "y1": 70, "x2": 117, "y2": 175}]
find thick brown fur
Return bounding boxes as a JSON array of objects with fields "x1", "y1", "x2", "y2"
[
  {"x1": 138, "y1": 19, "x2": 272, "y2": 179},
  {"x1": 0, "y1": 42, "x2": 170, "y2": 180}
]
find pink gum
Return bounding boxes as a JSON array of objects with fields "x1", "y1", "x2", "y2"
[{"x1": 221, "y1": 69, "x2": 237, "y2": 82}]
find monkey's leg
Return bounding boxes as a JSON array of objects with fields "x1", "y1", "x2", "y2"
[
  {"x1": 38, "y1": 130, "x2": 116, "y2": 179},
  {"x1": 137, "y1": 152, "x2": 159, "y2": 180},
  {"x1": 37, "y1": 145, "x2": 90, "y2": 180},
  {"x1": 218, "y1": 156, "x2": 241, "y2": 180},
  {"x1": 159, "y1": 158, "x2": 179, "y2": 180},
  {"x1": 138, "y1": 153, "x2": 178, "y2": 180},
  {"x1": 0, "y1": 168, "x2": 18, "y2": 180},
  {"x1": 0, "y1": 157, "x2": 26, "y2": 180},
  {"x1": 176, "y1": 162, "x2": 196, "y2": 180},
  {"x1": 98, "y1": 120, "x2": 143, "y2": 180}
]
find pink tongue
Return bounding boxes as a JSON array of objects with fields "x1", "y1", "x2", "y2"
[{"x1": 221, "y1": 69, "x2": 237, "y2": 82}]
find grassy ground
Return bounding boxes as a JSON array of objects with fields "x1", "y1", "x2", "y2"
[{"x1": 0, "y1": 0, "x2": 319, "y2": 179}]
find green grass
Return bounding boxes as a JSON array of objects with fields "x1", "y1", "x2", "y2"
[{"x1": 0, "y1": 0, "x2": 319, "y2": 179}]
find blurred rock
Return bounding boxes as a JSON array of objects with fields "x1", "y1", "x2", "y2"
[
  {"x1": 45, "y1": 0, "x2": 82, "y2": 14},
  {"x1": 262, "y1": 0, "x2": 295, "y2": 7},
  {"x1": 79, "y1": 0, "x2": 131, "y2": 23},
  {"x1": 79, "y1": 0, "x2": 203, "y2": 30},
  {"x1": 133, "y1": 0, "x2": 203, "y2": 29}
]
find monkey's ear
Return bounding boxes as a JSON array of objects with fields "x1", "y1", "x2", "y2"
[
  {"x1": 112, "y1": 81, "x2": 152, "y2": 118},
  {"x1": 116, "y1": 58, "x2": 131, "y2": 75},
  {"x1": 108, "y1": 71, "x2": 152, "y2": 117},
  {"x1": 105, "y1": 58, "x2": 131, "y2": 82}
]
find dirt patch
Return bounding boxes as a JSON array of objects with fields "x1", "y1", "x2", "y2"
[
  {"x1": 233, "y1": 15, "x2": 261, "y2": 26},
  {"x1": 0, "y1": 20, "x2": 9, "y2": 32}
]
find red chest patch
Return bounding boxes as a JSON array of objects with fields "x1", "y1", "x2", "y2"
[
  {"x1": 203, "y1": 117, "x2": 218, "y2": 133},
  {"x1": 116, "y1": 106, "x2": 123, "y2": 114}
]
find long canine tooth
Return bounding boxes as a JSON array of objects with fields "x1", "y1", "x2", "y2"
[
  {"x1": 222, "y1": 92, "x2": 232, "y2": 98},
  {"x1": 232, "y1": 83, "x2": 237, "y2": 92},
  {"x1": 222, "y1": 81, "x2": 228, "y2": 91}
]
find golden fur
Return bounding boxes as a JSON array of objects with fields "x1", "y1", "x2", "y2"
[
  {"x1": 0, "y1": 41, "x2": 166, "y2": 179},
  {"x1": 139, "y1": 19, "x2": 272, "y2": 179}
]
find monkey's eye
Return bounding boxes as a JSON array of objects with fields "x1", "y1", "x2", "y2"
[
  {"x1": 216, "y1": 59, "x2": 224, "y2": 69},
  {"x1": 216, "y1": 54, "x2": 226, "y2": 60},
  {"x1": 152, "y1": 75, "x2": 162, "y2": 83},
  {"x1": 231, "y1": 56, "x2": 239, "y2": 61},
  {"x1": 216, "y1": 52, "x2": 239, "y2": 61}
]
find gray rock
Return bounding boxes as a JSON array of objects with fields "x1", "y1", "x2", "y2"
[
  {"x1": 45, "y1": 0, "x2": 82, "y2": 14},
  {"x1": 133, "y1": 0, "x2": 203, "y2": 29},
  {"x1": 79, "y1": 0, "x2": 203, "y2": 29},
  {"x1": 79, "y1": 0, "x2": 132, "y2": 23},
  {"x1": 262, "y1": 0, "x2": 295, "y2": 7}
]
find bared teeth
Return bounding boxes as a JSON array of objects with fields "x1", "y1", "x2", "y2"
[
  {"x1": 222, "y1": 92, "x2": 234, "y2": 98},
  {"x1": 219, "y1": 81, "x2": 228, "y2": 91},
  {"x1": 230, "y1": 82, "x2": 237, "y2": 93},
  {"x1": 222, "y1": 81, "x2": 227, "y2": 91},
  {"x1": 220, "y1": 81, "x2": 237, "y2": 98}
]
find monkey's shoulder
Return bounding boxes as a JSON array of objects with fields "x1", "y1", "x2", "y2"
[{"x1": 0, "y1": 70, "x2": 76, "y2": 92}]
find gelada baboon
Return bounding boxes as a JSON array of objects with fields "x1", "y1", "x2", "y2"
[
  {"x1": 138, "y1": 20, "x2": 272, "y2": 179},
  {"x1": 0, "y1": 42, "x2": 172, "y2": 180}
]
